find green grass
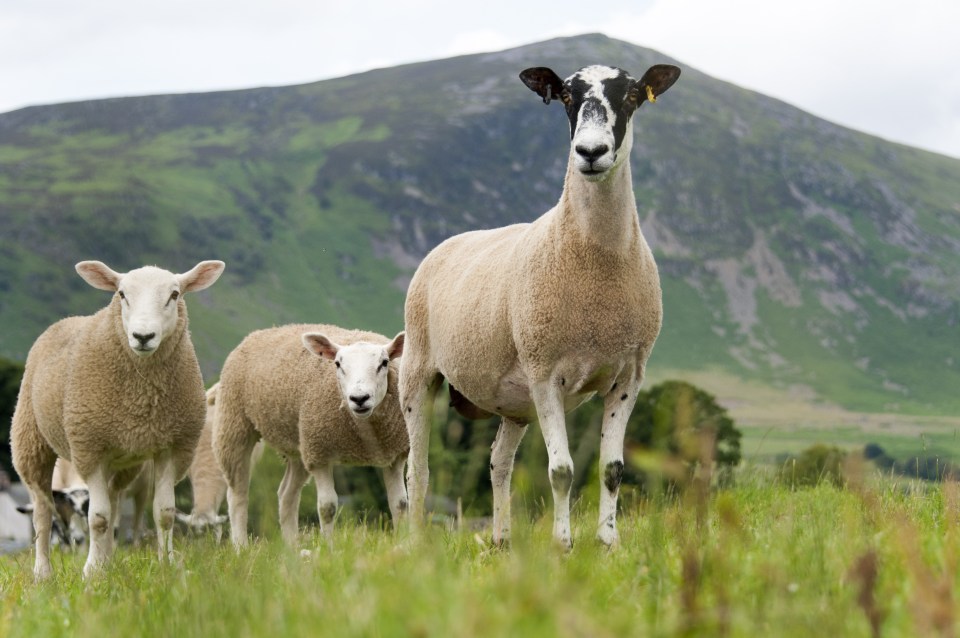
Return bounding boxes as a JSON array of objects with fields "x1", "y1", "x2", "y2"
[{"x1": 3, "y1": 472, "x2": 959, "y2": 637}]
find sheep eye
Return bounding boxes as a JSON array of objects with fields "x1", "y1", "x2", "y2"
[
  {"x1": 118, "y1": 291, "x2": 126, "y2": 300},
  {"x1": 335, "y1": 361, "x2": 341, "y2": 369},
  {"x1": 170, "y1": 290, "x2": 180, "y2": 301},
  {"x1": 560, "y1": 91, "x2": 572, "y2": 106},
  {"x1": 379, "y1": 359, "x2": 389, "y2": 371}
]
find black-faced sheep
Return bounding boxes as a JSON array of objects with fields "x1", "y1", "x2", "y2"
[{"x1": 400, "y1": 63, "x2": 680, "y2": 548}]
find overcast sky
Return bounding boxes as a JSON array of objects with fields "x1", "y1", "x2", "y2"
[{"x1": 2, "y1": 0, "x2": 958, "y2": 159}]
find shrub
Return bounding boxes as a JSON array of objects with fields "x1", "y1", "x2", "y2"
[{"x1": 778, "y1": 444, "x2": 847, "y2": 488}]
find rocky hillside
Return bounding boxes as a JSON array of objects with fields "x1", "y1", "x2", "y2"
[{"x1": 1, "y1": 33, "x2": 958, "y2": 414}]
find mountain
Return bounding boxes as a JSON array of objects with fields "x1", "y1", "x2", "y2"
[{"x1": 1, "y1": 33, "x2": 959, "y2": 415}]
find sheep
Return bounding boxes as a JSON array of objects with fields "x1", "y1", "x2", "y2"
[
  {"x1": 10, "y1": 259, "x2": 225, "y2": 580},
  {"x1": 400, "y1": 63, "x2": 681, "y2": 548},
  {"x1": 17, "y1": 458, "x2": 154, "y2": 548},
  {"x1": 176, "y1": 383, "x2": 264, "y2": 541},
  {"x1": 16, "y1": 458, "x2": 89, "y2": 549},
  {"x1": 213, "y1": 324, "x2": 406, "y2": 547}
]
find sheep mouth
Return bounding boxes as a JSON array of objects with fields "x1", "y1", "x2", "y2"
[
  {"x1": 351, "y1": 406, "x2": 372, "y2": 415},
  {"x1": 132, "y1": 345, "x2": 156, "y2": 356}
]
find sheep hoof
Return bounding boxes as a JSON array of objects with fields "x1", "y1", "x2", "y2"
[
  {"x1": 597, "y1": 528, "x2": 619, "y2": 549},
  {"x1": 33, "y1": 564, "x2": 53, "y2": 582},
  {"x1": 490, "y1": 535, "x2": 511, "y2": 551},
  {"x1": 553, "y1": 536, "x2": 574, "y2": 553}
]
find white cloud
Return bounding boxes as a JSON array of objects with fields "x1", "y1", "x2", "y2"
[{"x1": 0, "y1": 0, "x2": 958, "y2": 157}]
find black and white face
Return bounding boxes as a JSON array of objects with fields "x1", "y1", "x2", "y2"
[
  {"x1": 563, "y1": 66, "x2": 635, "y2": 178},
  {"x1": 520, "y1": 63, "x2": 681, "y2": 181}
]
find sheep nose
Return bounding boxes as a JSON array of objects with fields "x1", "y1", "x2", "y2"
[
  {"x1": 132, "y1": 332, "x2": 155, "y2": 346},
  {"x1": 575, "y1": 144, "x2": 609, "y2": 163},
  {"x1": 350, "y1": 394, "x2": 370, "y2": 406}
]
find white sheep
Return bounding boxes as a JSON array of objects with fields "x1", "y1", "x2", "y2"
[
  {"x1": 400, "y1": 63, "x2": 681, "y2": 548},
  {"x1": 176, "y1": 382, "x2": 263, "y2": 541},
  {"x1": 213, "y1": 324, "x2": 406, "y2": 547},
  {"x1": 11, "y1": 259, "x2": 225, "y2": 579}
]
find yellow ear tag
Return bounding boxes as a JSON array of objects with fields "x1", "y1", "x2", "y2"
[{"x1": 645, "y1": 85, "x2": 657, "y2": 103}]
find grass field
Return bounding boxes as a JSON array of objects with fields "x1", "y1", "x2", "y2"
[{"x1": 2, "y1": 468, "x2": 958, "y2": 637}]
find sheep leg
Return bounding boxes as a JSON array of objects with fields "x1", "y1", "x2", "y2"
[
  {"x1": 532, "y1": 381, "x2": 575, "y2": 549},
  {"x1": 107, "y1": 487, "x2": 121, "y2": 551},
  {"x1": 399, "y1": 369, "x2": 441, "y2": 527},
  {"x1": 225, "y1": 456, "x2": 253, "y2": 548},
  {"x1": 597, "y1": 375, "x2": 641, "y2": 547},
  {"x1": 490, "y1": 418, "x2": 528, "y2": 546},
  {"x1": 152, "y1": 454, "x2": 177, "y2": 563},
  {"x1": 277, "y1": 456, "x2": 309, "y2": 546},
  {"x1": 24, "y1": 466, "x2": 56, "y2": 581},
  {"x1": 83, "y1": 465, "x2": 114, "y2": 579},
  {"x1": 11, "y1": 400, "x2": 57, "y2": 580},
  {"x1": 381, "y1": 455, "x2": 408, "y2": 529},
  {"x1": 312, "y1": 464, "x2": 338, "y2": 539}
]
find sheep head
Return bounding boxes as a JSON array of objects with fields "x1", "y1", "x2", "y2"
[
  {"x1": 519, "y1": 63, "x2": 680, "y2": 181},
  {"x1": 75, "y1": 260, "x2": 225, "y2": 357},
  {"x1": 302, "y1": 331, "x2": 405, "y2": 420}
]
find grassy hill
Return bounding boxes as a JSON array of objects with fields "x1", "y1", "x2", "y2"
[{"x1": 1, "y1": 33, "x2": 959, "y2": 418}]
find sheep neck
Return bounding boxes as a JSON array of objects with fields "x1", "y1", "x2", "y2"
[{"x1": 557, "y1": 146, "x2": 639, "y2": 254}]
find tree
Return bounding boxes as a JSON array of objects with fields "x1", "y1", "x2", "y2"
[{"x1": 624, "y1": 380, "x2": 742, "y2": 492}]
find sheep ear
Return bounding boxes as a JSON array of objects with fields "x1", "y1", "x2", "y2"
[
  {"x1": 520, "y1": 67, "x2": 564, "y2": 105},
  {"x1": 635, "y1": 65, "x2": 681, "y2": 103},
  {"x1": 387, "y1": 332, "x2": 405, "y2": 360},
  {"x1": 302, "y1": 333, "x2": 339, "y2": 360},
  {"x1": 178, "y1": 260, "x2": 225, "y2": 293},
  {"x1": 76, "y1": 261, "x2": 122, "y2": 291}
]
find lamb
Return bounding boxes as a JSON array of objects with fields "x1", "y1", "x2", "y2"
[
  {"x1": 400, "y1": 63, "x2": 681, "y2": 548},
  {"x1": 11, "y1": 259, "x2": 225, "y2": 579},
  {"x1": 213, "y1": 324, "x2": 406, "y2": 547},
  {"x1": 176, "y1": 383, "x2": 264, "y2": 540}
]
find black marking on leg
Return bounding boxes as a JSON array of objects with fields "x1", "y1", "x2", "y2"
[
  {"x1": 398, "y1": 499, "x2": 408, "y2": 513},
  {"x1": 551, "y1": 466, "x2": 573, "y2": 494},
  {"x1": 611, "y1": 382, "x2": 618, "y2": 391},
  {"x1": 320, "y1": 502, "x2": 336, "y2": 525},
  {"x1": 407, "y1": 407, "x2": 412, "y2": 413},
  {"x1": 561, "y1": 378, "x2": 566, "y2": 386},
  {"x1": 91, "y1": 513, "x2": 110, "y2": 535},
  {"x1": 489, "y1": 463, "x2": 495, "y2": 472},
  {"x1": 621, "y1": 393, "x2": 628, "y2": 401},
  {"x1": 611, "y1": 412, "x2": 616, "y2": 418},
  {"x1": 604, "y1": 461, "x2": 624, "y2": 493}
]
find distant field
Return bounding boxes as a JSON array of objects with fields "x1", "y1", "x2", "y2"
[
  {"x1": 650, "y1": 368, "x2": 960, "y2": 463},
  {"x1": 2, "y1": 473, "x2": 958, "y2": 637}
]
